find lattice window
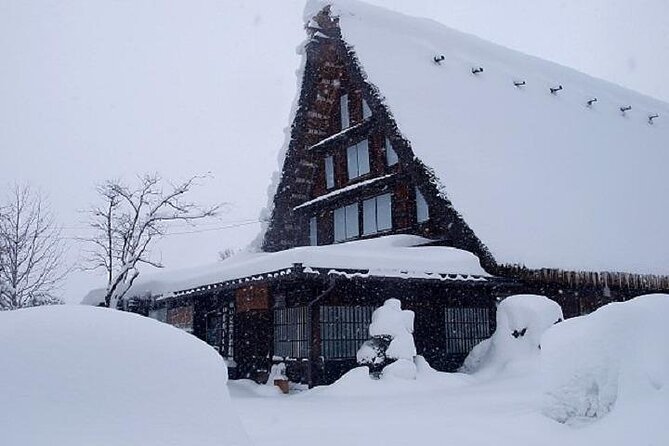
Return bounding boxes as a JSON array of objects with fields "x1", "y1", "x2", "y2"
[
  {"x1": 274, "y1": 307, "x2": 309, "y2": 359},
  {"x1": 444, "y1": 307, "x2": 493, "y2": 354},
  {"x1": 320, "y1": 305, "x2": 374, "y2": 359},
  {"x1": 205, "y1": 301, "x2": 235, "y2": 360}
]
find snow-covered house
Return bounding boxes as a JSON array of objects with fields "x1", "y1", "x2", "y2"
[{"x1": 144, "y1": 0, "x2": 669, "y2": 386}]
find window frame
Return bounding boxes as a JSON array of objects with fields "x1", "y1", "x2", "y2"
[
  {"x1": 416, "y1": 187, "x2": 430, "y2": 223},
  {"x1": 274, "y1": 306, "x2": 309, "y2": 359},
  {"x1": 309, "y1": 216, "x2": 318, "y2": 246},
  {"x1": 347, "y1": 139, "x2": 370, "y2": 180},
  {"x1": 320, "y1": 305, "x2": 375, "y2": 359},
  {"x1": 334, "y1": 202, "x2": 360, "y2": 243},
  {"x1": 444, "y1": 307, "x2": 493, "y2": 355},
  {"x1": 385, "y1": 138, "x2": 399, "y2": 167},
  {"x1": 340, "y1": 93, "x2": 350, "y2": 129},
  {"x1": 363, "y1": 193, "x2": 393, "y2": 236},
  {"x1": 324, "y1": 155, "x2": 335, "y2": 189}
]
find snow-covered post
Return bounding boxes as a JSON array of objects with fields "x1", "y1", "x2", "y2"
[{"x1": 356, "y1": 298, "x2": 417, "y2": 379}]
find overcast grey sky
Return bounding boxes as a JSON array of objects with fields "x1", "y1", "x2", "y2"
[{"x1": 1, "y1": 0, "x2": 667, "y2": 303}]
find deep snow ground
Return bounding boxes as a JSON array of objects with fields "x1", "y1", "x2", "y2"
[{"x1": 229, "y1": 368, "x2": 667, "y2": 446}]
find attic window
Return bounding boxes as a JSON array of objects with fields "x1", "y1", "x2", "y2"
[
  {"x1": 385, "y1": 138, "x2": 398, "y2": 166},
  {"x1": 325, "y1": 155, "x2": 335, "y2": 189},
  {"x1": 347, "y1": 140, "x2": 370, "y2": 180},
  {"x1": 334, "y1": 203, "x2": 359, "y2": 242},
  {"x1": 363, "y1": 193, "x2": 392, "y2": 235},
  {"x1": 340, "y1": 94, "x2": 350, "y2": 129},
  {"x1": 416, "y1": 187, "x2": 429, "y2": 223},
  {"x1": 362, "y1": 99, "x2": 372, "y2": 119}
]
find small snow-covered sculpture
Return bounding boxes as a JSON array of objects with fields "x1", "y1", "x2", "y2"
[{"x1": 357, "y1": 298, "x2": 417, "y2": 379}]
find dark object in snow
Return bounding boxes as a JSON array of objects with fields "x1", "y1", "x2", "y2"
[
  {"x1": 357, "y1": 335, "x2": 393, "y2": 378},
  {"x1": 586, "y1": 97, "x2": 598, "y2": 107},
  {"x1": 512, "y1": 327, "x2": 528, "y2": 339},
  {"x1": 471, "y1": 66, "x2": 483, "y2": 75},
  {"x1": 620, "y1": 105, "x2": 632, "y2": 114},
  {"x1": 433, "y1": 55, "x2": 445, "y2": 64},
  {"x1": 550, "y1": 85, "x2": 563, "y2": 95},
  {"x1": 648, "y1": 113, "x2": 659, "y2": 124},
  {"x1": 513, "y1": 80, "x2": 526, "y2": 87}
]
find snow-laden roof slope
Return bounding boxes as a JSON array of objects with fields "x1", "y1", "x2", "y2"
[
  {"x1": 99, "y1": 235, "x2": 488, "y2": 300},
  {"x1": 307, "y1": 0, "x2": 669, "y2": 275}
]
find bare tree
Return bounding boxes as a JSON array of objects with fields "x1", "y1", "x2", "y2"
[
  {"x1": 0, "y1": 185, "x2": 66, "y2": 310},
  {"x1": 84, "y1": 174, "x2": 219, "y2": 308}
]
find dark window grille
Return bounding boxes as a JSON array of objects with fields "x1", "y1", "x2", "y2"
[
  {"x1": 274, "y1": 307, "x2": 309, "y2": 359},
  {"x1": 206, "y1": 301, "x2": 235, "y2": 360},
  {"x1": 444, "y1": 307, "x2": 492, "y2": 354},
  {"x1": 320, "y1": 305, "x2": 374, "y2": 359}
]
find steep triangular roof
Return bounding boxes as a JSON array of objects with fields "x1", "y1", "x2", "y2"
[{"x1": 300, "y1": 0, "x2": 669, "y2": 275}]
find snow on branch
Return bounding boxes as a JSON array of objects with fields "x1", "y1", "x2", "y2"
[{"x1": 82, "y1": 174, "x2": 222, "y2": 308}]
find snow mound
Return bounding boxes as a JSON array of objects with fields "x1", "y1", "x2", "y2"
[
  {"x1": 541, "y1": 294, "x2": 669, "y2": 425},
  {"x1": 0, "y1": 306, "x2": 248, "y2": 446},
  {"x1": 463, "y1": 294, "x2": 563, "y2": 375}
]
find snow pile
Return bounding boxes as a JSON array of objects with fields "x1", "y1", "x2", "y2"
[
  {"x1": 357, "y1": 298, "x2": 417, "y2": 379},
  {"x1": 463, "y1": 294, "x2": 563, "y2": 374},
  {"x1": 0, "y1": 306, "x2": 248, "y2": 446},
  {"x1": 307, "y1": 0, "x2": 669, "y2": 274},
  {"x1": 541, "y1": 294, "x2": 669, "y2": 424}
]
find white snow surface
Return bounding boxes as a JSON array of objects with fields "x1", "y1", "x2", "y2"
[
  {"x1": 230, "y1": 295, "x2": 668, "y2": 446},
  {"x1": 84, "y1": 235, "x2": 488, "y2": 302},
  {"x1": 541, "y1": 293, "x2": 669, "y2": 425},
  {"x1": 463, "y1": 294, "x2": 563, "y2": 375},
  {"x1": 0, "y1": 306, "x2": 248, "y2": 446},
  {"x1": 305, "y1": 0, "x2": 669, "y2": 275}
]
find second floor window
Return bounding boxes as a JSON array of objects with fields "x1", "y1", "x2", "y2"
[
  {"x1": 347, "y1": 140, "x2": 370, "y2": 180},
  {"x1": 325, "y1": 155, "x2": 335, "y2": 189},
  {"x1": 340, "y1": 93, "x2": 350, "y2": 129},
  {"x1": 363, "y1": 193, "x2": 392, "y2": 235},
  {"x1": 386, "y1": 138, "x2": 399, "y2": 166},
  {"x1": 309, "y1": 216, "x2": 318, "y2": 246},
  {"x1": 334, "y1": 203, "x2": 359, "y2": 242},
  {"x1": 362, "y1": 99, "x2": 372, "y2": 119},
  {"x1": 416, "y1": 187, "x2": 429, "y2": 223}
]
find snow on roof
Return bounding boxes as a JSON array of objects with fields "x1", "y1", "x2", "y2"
[
  {"x1": 307, "y1": 0, "x2": 669, "y2": 275},
  {"x1": 114, "y1": 235, "x2": 489, "y2": 299}
]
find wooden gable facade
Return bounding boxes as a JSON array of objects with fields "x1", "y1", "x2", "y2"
[{"x1": 261, "y1": 8, "x2": 492, "y2": 269}]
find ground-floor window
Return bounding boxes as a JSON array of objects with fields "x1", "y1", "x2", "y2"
[
  {"x1": 320, "y1": 305, "x2": 374, "y2": 359},
  {"x1": 274, "y1": 307, "x2": 309, "y2": 359},
  {"x1": 444, "y1": 307, "x2": 492, "y2": 354},
  {"x1": 206, "y1": 301, "x2": 235, "y2": 360}
]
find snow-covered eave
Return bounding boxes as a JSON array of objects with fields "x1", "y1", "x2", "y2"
[
  {"x1": 294, "y1": 173, "x2": 394, "y2": 210},
  {"x1": 308, "y1": 121, "x2": 368, "y2": 150},
  {"x1": 156, "y1": 264, "x2": 495, "y2": 302}
]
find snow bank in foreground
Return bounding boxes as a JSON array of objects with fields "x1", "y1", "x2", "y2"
[
  {"x1": 463, "y1": 294, "x2": 563, "y2": 375},
  {"x1": 0, "y1": 306, "x2": 248, "y2": 446},
  {"x1": 541, "y1": 294, "x2": 669, "y2": 425}
]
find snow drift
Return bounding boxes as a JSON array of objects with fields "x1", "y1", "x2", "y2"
[
  {"x1": 463, "y1": 294, "x2": 563, "y2": 374},
  {"x1": 0, "y1": 306, "x2": 248, "y2": 446},
  {"x1": 541, "y1": 294, "x2": 669, "y2": 424}
]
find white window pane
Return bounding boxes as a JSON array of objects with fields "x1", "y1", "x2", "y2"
[
  {"x1": 377, "y1": 193, "x2": 392, "y2": 231},
  {"x1": 347, "y1": 145, "x2": 358, "y2": 179},
  {"x1": 386, "y1": 138, "x2": 398, "y2": 166},
  {"x1": 340, "y1": 94, "x2": 349, "y2": 129},
  {"x1": 357, "y1": 140, "x2": 370, "y2": 176},
  {"x1": 363, "y1": 198, "x2": 377, "y2": 235},
  {"x1": 325, "y1": 156, "x2": 335, "y2": 189},
  {"x1": 345, "y1": 203, "x2": 359, "y2": 239},
  {"x1": 309, "y1": 216, "x2": 318, "y2": 246},
  {"x1": 362, "y1": 99, "x2": 372, "y2": 119},
  {"x1": 416, "y1": 187, "x2": 429, "y2": 223},
  {"x1": 334, "y1": 207, "x2": 346, "y2": 242}
]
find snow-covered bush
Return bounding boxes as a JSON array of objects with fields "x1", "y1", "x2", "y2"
[
  {"x1": 462, "y1": 294, "x2": 563, "y2": 374},
  {"x1": 0, "y1": 305, "x2": 248, "y2": 445},
  {"x1": 541, "y1": 294, "x2": 669, "y2": 425},
  {"x1": 357, "y1": 298, "x2": 417, "y2": 379}
]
